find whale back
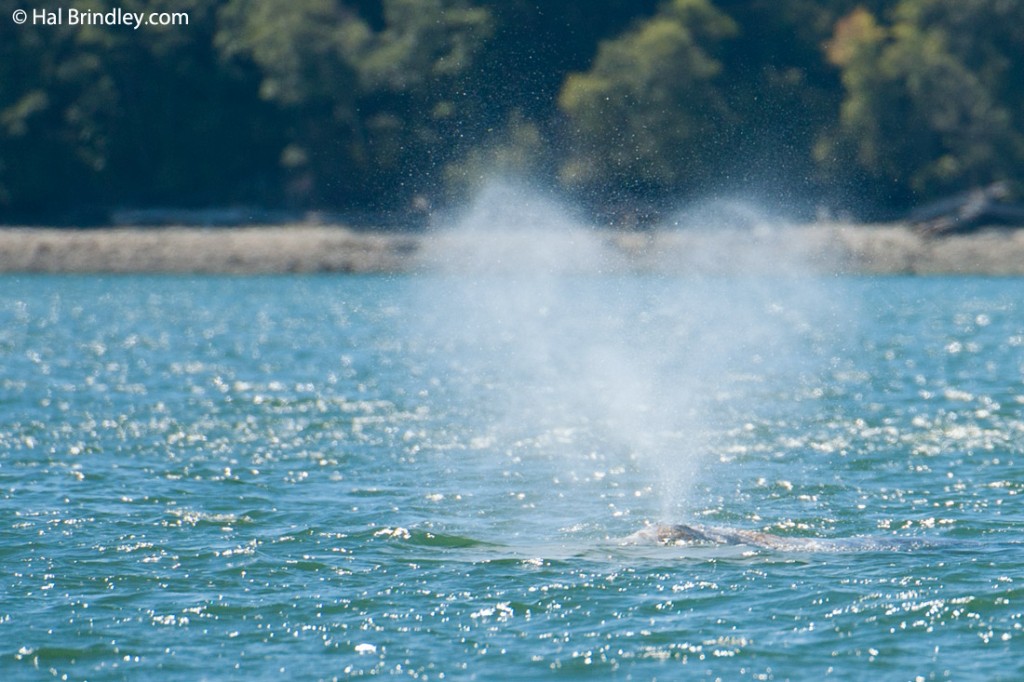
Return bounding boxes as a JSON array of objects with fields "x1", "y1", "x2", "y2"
[{"x1": 624, "y1": 523, "x2": 935, "y2": 552}]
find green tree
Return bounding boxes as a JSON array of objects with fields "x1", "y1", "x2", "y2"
[
  {"x1": 217, "y1": 0, "x2": 492, "y2": 209},
  {"x1": 709, "y1": 1, "x2": 873, "y2": 201},
  {"x1": 442, "y1": 109, "x2": 549, "y2": 200},
  {"x1": 0, "y1": 0, "x2": 111, "y2": 217},
  {"x1": 557, "y1": 0, "x2": 738, "y2": 202},
  {"x1": 435, "y1": 0, "x2": 663, "y2": 203},
  {"x1": 0, "y1": 0, "x2": 279, "y2": 219},
  {"x1": 820, "y1": 0, "x2": 1024, "y2": 205},
  {"x1": 471, "y1": 0, "x2": 660, "y2": 124},
  {"x1": 555, "y1": 0, "x2": 896, "y2": 213}
]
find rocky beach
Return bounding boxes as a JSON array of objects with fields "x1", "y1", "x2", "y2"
[{"x1": 1, "y1": 223, "x2": 1023, "y2": 275}]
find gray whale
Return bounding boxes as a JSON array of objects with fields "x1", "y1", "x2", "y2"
[{"x1": 624, "y1": 523, "x2": 937, "y2": 552}]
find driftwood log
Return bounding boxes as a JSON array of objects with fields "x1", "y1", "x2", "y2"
[{"x1": 911, "y1": 182, "x2": 1024, "y2": 236}]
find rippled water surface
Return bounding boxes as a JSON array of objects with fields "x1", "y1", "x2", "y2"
[{"x1": 2, "y1": 275, "x2": 1023, "y2": 680}]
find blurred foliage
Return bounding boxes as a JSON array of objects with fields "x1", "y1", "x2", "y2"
[
  {"x1": 216, "y1": 0, "x2": 492, "y2": 207},
  {"x1": 0, "y1": 0, "x2": 282, "y2": 218},
  {"x1": 442, "y1": 110, "x2": 549, "y2": 201},
  {"x1": 821, "y1": 0, "x2": 1024, "y2": 206},
  {"x1": 1, "y1": 0, "x2": 1022, "y2": 222},
  {"x1": 558, "y1": 0, "x2": 738, "y2": 198}
]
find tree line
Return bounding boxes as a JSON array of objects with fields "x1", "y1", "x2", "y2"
[{"x1": 2, "y1": 0, "x2": 1022, "y2": 224}]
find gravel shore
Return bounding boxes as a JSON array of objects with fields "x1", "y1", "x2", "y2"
[{"x1": 1, "y1": 223, "x2": 1023, "y2": 275}]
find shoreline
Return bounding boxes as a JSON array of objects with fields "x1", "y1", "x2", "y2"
[{"x1": 1, "y1": 223, "x2": 1024, "y2": 275}]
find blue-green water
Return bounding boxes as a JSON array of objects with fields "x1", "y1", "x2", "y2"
[{"x1": 2, "y1": 275, "x2": 1022, "y2": 680}]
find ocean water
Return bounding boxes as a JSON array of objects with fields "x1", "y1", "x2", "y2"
[{"x1": 1, "y1": 274, "x2": 1022, "y2": 680}]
